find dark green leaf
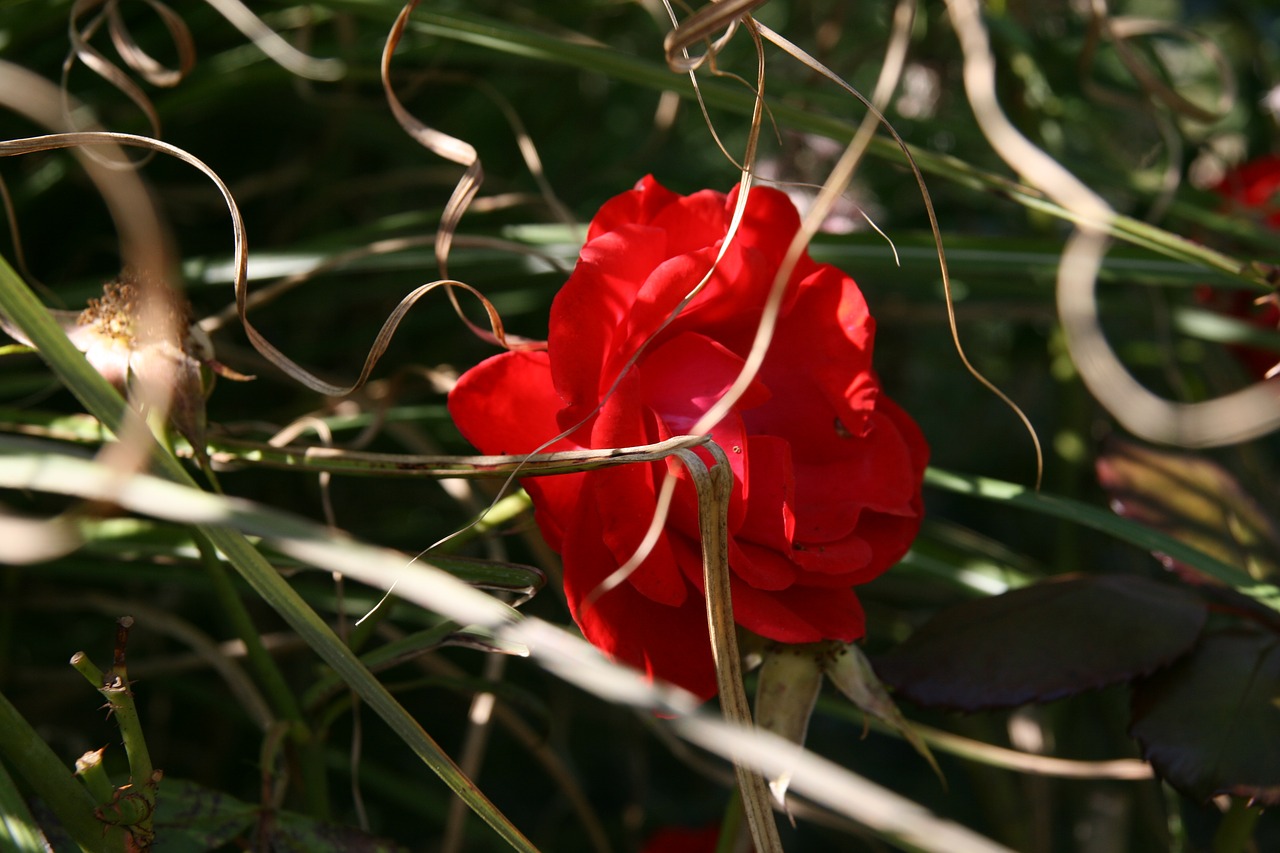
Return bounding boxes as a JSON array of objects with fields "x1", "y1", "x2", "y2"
[
  {"x1": 874, "y1": 575, "x2": 1207, "y2": 710},
  {"x1": 427, "y1": 554, "x2": 546, "y2": 599},
  {"x1": 1130, "y1": 627, "x2": 1280, "y2": 806},
  {"x1": 272, "y1": 811, "x2": 408, "y2": 853},
  {"x1": 152, "y1": 779, "x2": 408, "y2": 852},
  {"x1": 152, "y1": 778, "x2": 255, "y2": 852}
]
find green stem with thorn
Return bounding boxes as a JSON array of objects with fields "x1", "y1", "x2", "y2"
[
  {"x1": 71, "y1": 633, "x2": 159, "y2": 848},
  {"x1": 0, "y1": 688, "x2": 128, "y2": 853}
]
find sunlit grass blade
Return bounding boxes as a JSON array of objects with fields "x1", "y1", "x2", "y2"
[
  {"x1": 0, "y1": 252, "x2": 540, "y2": 852},
  {"x1": 924, "y1": 467, "x2": 1280, "y2": 612},
  {"x1": 0, "y1": 378, "x2": 1016, "y2": 851},
  {"x1": 0, "y1": 750, "x2": 62, "y2": 853}
]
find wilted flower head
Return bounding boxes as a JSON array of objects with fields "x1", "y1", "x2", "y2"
[
  {"x1": 2, "y1": 271, "x2": 247, "y2": 459},
  {"x1": 67, "y1": 278, "x2": 190, "y2": 387}
]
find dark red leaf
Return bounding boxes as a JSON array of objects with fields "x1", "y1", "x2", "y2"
[
  {"x1": 874, "y1": 575, "x2": 1207, "y2": 711},
  {"x1": 1095, "y1": 437, "x2": 1280, "y2": 585},
  {"x1": 1130, "y1": 627, "x2": 1280, "y2": 806}
]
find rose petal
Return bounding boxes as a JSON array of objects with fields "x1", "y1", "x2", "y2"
[
  {"x1": 655, "y1": 243, "x2": 785, "y2": 356},
  {"x1": 563, "y1": 480, "x2": 717, "y2": 699},
  {"x1": 615, "y1": 248, "x2": 718, "y2": 377},
  {"x1": 448, "y1": 350, "x2": 583, "y2": 549},
  {"x1": 640, "y1": 331, "x2": 768, "y2": 500},
  {"x1": 792, "y1": 534, "x2": 875, "y2": 576},
  {"x1": 734, "y1": 435, "x2": 795, "y2": 554},
  {"x1": 793, "y1": 398, "x2": 928, "y2": 580},
  {"x1": 838, "y1": 503, "x2": 925, "y2": 585},
  {"x1": 771, "y1": 263, "x2": 877, "y2": 426},
  {"x1": 672, "y1": 532, "x2": 864, "y2": 643},
  {"x1": 724, "y1": 182, "x2": 806, "y2": 271},
  {"x1": 733, "y1": 577, "x2": 866, "y2": 644},
  {"x1": 780, "y1": 400, "x2": 922, "y2": 544},
  {"x1": 650, "y1": 188, "x2": 732, "y2": 258},
  {"x1": 571, "y1": 368, "x2": 690, "y2": 608},
  {"x1": 586, "y1": 175, "x2": 682, "y2": 241},
  {"x1": 587, "y1": 465, "x2": 689, "y2": 608},
  {"x1": 1216, "y1": 154, "x2": 1280, "y2": 226},
  {"x1": 625, "y1": 184, "x2": 813, "y2": 357},
  {"x1": 728, "y1": 538, "x2": 799, "y2": 591},
  {"x1": 550, "y1": 224, "x2": 672, "y2": 417}
]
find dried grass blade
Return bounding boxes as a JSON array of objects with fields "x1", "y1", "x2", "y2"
[
  {"x1": 883, "y1": 720, "x2": 1152, "y2": 780},
  {"x1": 210, "y1": 434, "x2": 711, "y2": 479},
  {"x1": 944, "y1": 0, "x2": 1280, "y2": 447},
  {"x1": 65, "y1": 0, "x2": 164, "y2": 158},
  {"x1": 472, "y1": 79, "x2": 578, "y2": 233},
  {"x1": 871, "y1": 0, "x2": 916, "y2": 111},
  {"x1": 203, "y1": 0, "x2": 345, "y2": 80},
  {"x1": 1088, "y1": 0, "x2": 1234, "y2": 124},
  {"x1": 382, "y1": 1, "x2": 492, "y2": 345},
  {"x1": 197, "y1": 233, "x2": 567, "y2": 335},
  {"x1": 380, "y1": 4, "x2": 549, "y2": 351},
  {"x1": 662, "y1": 0, "x2": 767, "y2": 73},
  {"x1": 753, "y1": 21, "x2": 1045, "y2": 486},
  {"x1": 1, "y1": 127, "x2": 537, "y2": 396},
  {"x1": 677, "y1": 445, "x2": 782, "y2": 853},
  {"x1": 107, "y1": 0, "x2": 196, "y2": 87}
]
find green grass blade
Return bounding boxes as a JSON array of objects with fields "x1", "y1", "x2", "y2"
[
  {"x1": 361, "y1": 6, "x2": 1265, "y2": 289},
  {"x1": 0, "y1": 432, "x2": 1027, "y2": 853},
  {"x1": 0, "y1": 689, "x2": 127, "y2": 853},
  {"x1": 0, "y1": 253, "x2": 539, "y2": 852},
  {"x1": 925, "y1": 467, "x2": 1280, "y2": 612},
  {"x1": 0, "y1": 750, "x2": 62, "y2": 853}
]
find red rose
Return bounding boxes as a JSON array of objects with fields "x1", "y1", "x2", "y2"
[
  {"x1": 1216, "y1": 153, "x2": 1280, "y2": 228},
  {"x1": 449, "y1": 176, "x2": 928, "y2": 699},
  {"x1": 639, "y1": 823, "x2": 725, "y2": 853},
  {"x1": 1197, "y1": 155, "x2": 1280, "y2": 378}
]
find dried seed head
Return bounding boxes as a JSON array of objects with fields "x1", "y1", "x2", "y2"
[
  {"x1": 67, "y1": 271, "x2": 199, "y2": 395},
  {"x1": 82, "y1": 272, "x2": 230, "y2": 464},
  {"x1": 70, "y1": 278, "x2": 145, "y2": 390},
  {"x1": 2, "y1": 270, "x2": 252, "y2": 464},
  {"x1": 78, "y1": 280, "x2": 142, "y2": 347}
]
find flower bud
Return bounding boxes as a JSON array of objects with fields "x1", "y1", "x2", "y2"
[{"x1": 754, "y1": 642, "x2": 824, "y2": 809}]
